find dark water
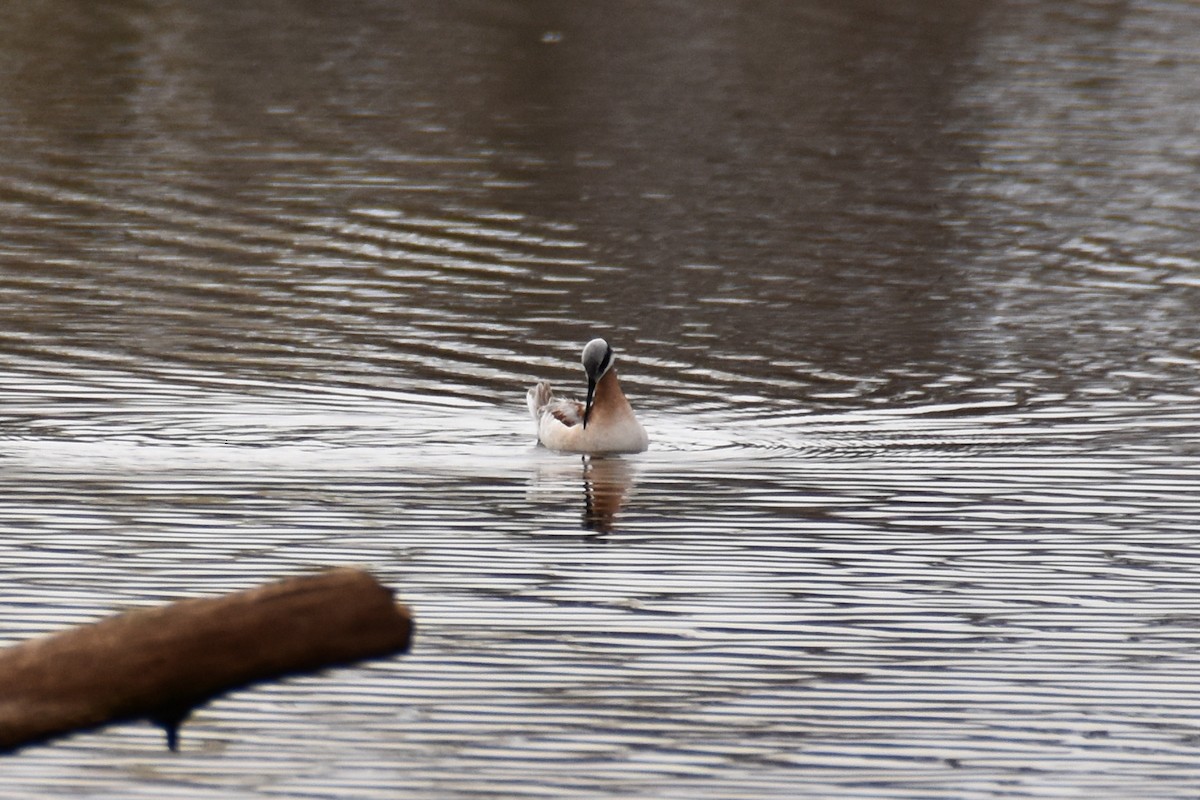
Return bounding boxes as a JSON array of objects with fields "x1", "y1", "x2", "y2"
[{"x1": 2, "y1": 1, "x2": 1200, "y2": 797}]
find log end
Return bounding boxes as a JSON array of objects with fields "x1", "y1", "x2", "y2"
[{"x1": 0, "y1": 569, "x2": 413, "y2": 753}]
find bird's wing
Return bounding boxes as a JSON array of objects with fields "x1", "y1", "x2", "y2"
[
  {"x1": 529, "y1": 381, "x2": 584, "y2": 428},
  {"x1": 546, "y1": 398, "x2": 585, "y2": 428}
]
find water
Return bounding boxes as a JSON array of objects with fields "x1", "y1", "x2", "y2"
[{"x1": 2, "y1": 0, "x2": 1200, "y2": 797}]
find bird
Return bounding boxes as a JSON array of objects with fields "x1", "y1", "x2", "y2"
[{"x1": 526, "y1": 338, "x2": 649, "y2": 454}]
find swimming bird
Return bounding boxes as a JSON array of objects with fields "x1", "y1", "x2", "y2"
[{"x1": 526, "y1": 338, "x2": 649, "y2": 454}]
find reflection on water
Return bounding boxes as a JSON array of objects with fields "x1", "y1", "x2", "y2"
[
  {"x1": 526, "y1": 450, "x2": 637, "y2": 535},
  {"x1": 2, "y1": 0, "x2": 1200, "y2": 798},
  {"x1": 580, "y1": 457, "x2": 635, "y2": 534}
]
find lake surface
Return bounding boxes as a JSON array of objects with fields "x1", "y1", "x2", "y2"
[{"x1": 2, "y1": 1, "x2": 1200, "y2": 797}]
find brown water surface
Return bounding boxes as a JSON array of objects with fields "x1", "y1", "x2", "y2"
[{"x1": 2, "y1": 1, "x2": 1200, "y2": 798}]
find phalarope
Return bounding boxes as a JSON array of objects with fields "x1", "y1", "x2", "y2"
[{"x1": 526, "y1": 338, "x2": 649, "y2": 454}]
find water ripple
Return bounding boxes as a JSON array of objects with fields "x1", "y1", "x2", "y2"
[{"x1": 2, "y1": 1, "x2": 1200, "y2": 798}]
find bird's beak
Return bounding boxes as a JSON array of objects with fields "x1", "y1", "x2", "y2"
[{"x1": 583, "y1": 375, "x2": 596, "y2": 428}]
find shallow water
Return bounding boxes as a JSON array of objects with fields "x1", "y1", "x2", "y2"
[{"x1": 2, "y1": 1, "x2": 1200, "y2": 797}]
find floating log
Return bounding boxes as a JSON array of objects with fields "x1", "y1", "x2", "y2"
[{"x1": 0, "y1": 568, "x2": 413, "y2": 753}]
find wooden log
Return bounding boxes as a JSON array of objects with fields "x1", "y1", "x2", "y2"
[{"x1": 0, "y1": 568, "x2": 413, "y2": 753}]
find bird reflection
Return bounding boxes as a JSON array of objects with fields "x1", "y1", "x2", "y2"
[
  {"x1": 528, "y1": 453, "x2": 637, "y2": 534},
  {"x1": 581, "y1": 455, "x2": 635, "y2": 533}
]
